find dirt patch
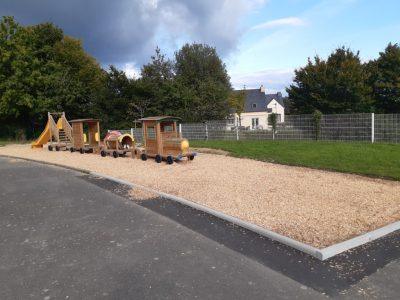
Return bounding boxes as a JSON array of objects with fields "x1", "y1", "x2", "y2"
[{"x1": 1, "y1": 144, "x2": 399, "y2": 248}]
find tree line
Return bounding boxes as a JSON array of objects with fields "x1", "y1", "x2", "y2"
[
  {"x1": 1, "y1": 16, "x2": 399, "y2": 139},
  {"x1": 286, "y1": 45, "x2": 400, "y2": 114},
  {"x1": 0, "y1": 17, "x2": 231, "y2": 139}
]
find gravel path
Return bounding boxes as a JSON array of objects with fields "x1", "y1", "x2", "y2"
[{"x1": 1, "y1": 144, "x2": 399, "y2": 248}]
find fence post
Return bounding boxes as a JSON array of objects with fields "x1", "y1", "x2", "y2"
[
  {"x1": 205, "y1": 122, "x2": 209, "y2": 141},
  {"x1": 236, "y1": 126, "x2": 239, "y2": 141},
  {"x1": 130, "y1": 128, "x2": 134, "y2": 138},
  {"x1": 371, "y1": 113, "x2": 375, "y2": 143},
  {"x1": 178, "y1": 123, "x2": 182, "y2": 138}
]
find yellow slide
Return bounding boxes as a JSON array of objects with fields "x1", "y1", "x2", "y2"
[{"x1": 31, "y1": 120, "x2": 51, "y2": 148}]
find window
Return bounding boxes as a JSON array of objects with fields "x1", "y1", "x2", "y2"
[
  {"x1": 252, "y1": 103, "x2": 257, "y2": 108},
  {"x1": 147, "y1": 126, "x2": 155, "y2": 139},
  {"x1": 163, "y1": 125, "x2": 173, "y2": 132},
  {"x1": 251, "y1": 118, "x2": 259, "y2": 129}
]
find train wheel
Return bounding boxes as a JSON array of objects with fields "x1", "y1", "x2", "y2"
[
  {"x1": 70, "y1": 147, "x2": 75, "y2": 153},
  {"x1": 112, "y1": 151, "x2": 118, "y2": 158},
  {"x1": 189, "y1": 155, "x2": 195, "y2": 161},
  {"x1": 101, "y1": 150, "x2": 107, "y2": 157},
  {"x1": 155, "y1": 154, "x2": 162, "y2": 163},
  {"x1": 166, "y1": 155, "x2": 174, "y2": 165},
  {"x1": 141, "y1": 153, "x2": 147, "y2": 161},
  {"x1": 55, "y1": 146, "x2": 60, "y2": 151},
  {"x1": 48, "y1": 145, "x2": 53, "y2": 151},
  {"x1": 79, "y1": 148, "x2": 84, "y2": 154}
]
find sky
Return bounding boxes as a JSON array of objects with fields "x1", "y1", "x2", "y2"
[{"x1": 1, "y1": 0, "x2": 399, "y2": 93}]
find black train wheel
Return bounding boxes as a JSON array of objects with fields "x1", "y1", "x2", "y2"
[
  {"x1": 166, "y1": 155, "x2": 174, "y2": 165},
  {"x1": 79, "y1": 148, "x2": 84, "y2": 154},
  {"x1": 141, "y1": 153, "x2": 147, "y2": 161},
  {"x1": 48, "y1": 145, "x2": 53, "y2": 151},
  {"x1": 155, "y1": 154, "x2": 162, "y2": 163},
  {"x1": 112, "y1": 151, "x2": 118, "y2": 158},
  {"x1": 101, "y1": 150, "x2": 107, "y2": 157}
]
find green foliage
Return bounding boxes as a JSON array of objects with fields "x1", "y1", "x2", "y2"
[
  {"x1": 174, "y1": 43, "x2": 231, "y2": 122},
  {"x1": 312, "y1": 110, "x2": 322, "y2": 140},
  {"x1": 367, "y1": 43, "x2": 400, "y2": 113},
  {"x1": 287, "y1": 47, "x2": 372, "y2": 114},
  {"x1": 268, "y1": 113, "x2": 278, "y2": 132},
  {"x1": 228, "y1": 88, "x2": 246, "y2": 120},
  {"x1": 191, "y1": 140, "x2": 400, "y2": 181},
  {"x1": 0, "y1": 16, "x2": 104, "y2": 138}
]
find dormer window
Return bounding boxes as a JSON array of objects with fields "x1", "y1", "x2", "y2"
[{"x1": 252, "y1": 103, "x2": 257, "y2": 108}]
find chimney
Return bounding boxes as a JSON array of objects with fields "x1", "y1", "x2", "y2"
[{"x1": 260, "y1": 85, "x2": 265, "y2": 93}]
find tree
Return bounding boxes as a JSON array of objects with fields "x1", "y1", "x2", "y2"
[
  {"x1": 367, "y1": 43, "x2": 400, "y2": 113},
  {"x1": 287, "y1": 47, "x2": 372, "y2": 114},
  {"x1": 228, "y1": 88, "x2": 246, "y2": 126},
  {"x1": 268, "y1": 113, "x2": 278, "y2": 139},
  {"x1": 0, "y1": 16, "x2": 105, "y2": 138},
  {"x1": 140, "y1": 47, "x2": 175, "y2": 116},
  {"x1": 312, "y1": 110, "x2": 322, "y2": 140},
  {"x1": 174, "y1": 43, "x2": 231, "y2": 122}
]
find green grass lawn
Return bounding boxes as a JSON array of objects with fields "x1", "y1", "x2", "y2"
[{"x1": 191, "y1": 140, "x2": 400, "y2": 180}]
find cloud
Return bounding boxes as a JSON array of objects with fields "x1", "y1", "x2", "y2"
[
  {"x1": 122, "y1": 63, "x2": 141, "y2": 79},
  {"x1": 251, "y1": 17, "x2": 306, "y2": 30},
  {"x1": 230, "y1": 69, "x2": 294, "y2": 93},
  {"x1": 0, "y1": 0, "x2": 265, "y2": 66}
]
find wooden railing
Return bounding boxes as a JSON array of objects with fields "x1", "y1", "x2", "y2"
[
  {"x1": 61, "y1": 112, "x2": 73, "y2": 142},
  {"x1": 48, "y1": 113, "x2": 59, "y2": 142}
]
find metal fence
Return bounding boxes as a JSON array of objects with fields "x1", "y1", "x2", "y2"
[{"x1": 122, "y1": 113, "x2": 400, "y2": 144}]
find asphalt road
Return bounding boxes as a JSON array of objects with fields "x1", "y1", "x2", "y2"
[{"x1": 0, "y1": 157, "x2": 399, "y2": 299}]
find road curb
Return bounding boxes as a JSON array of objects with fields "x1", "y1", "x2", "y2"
[{"x1": 1, "y1": 154, "x2": 399, "y2": 261}]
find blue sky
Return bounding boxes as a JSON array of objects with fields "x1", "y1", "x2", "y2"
[
  {"x1": 227, "y1": 0, "x2": 400, "y2": 92},
  {"x1": 2, "y1": 0, "x2": 400, "y2": 94}
]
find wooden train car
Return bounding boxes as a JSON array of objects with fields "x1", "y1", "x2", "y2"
[
  {"x1": 138, "y1": 116, "x2": 196, "y2": 164},
  {"x1": 100, "y1": 130, "x2": 135, "y2": 158},
  {"x1": 69, "y1": 119, "x2": 101, "y2": 154}
]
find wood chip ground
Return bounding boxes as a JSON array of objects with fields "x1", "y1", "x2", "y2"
[{"x1": 1, "y1": 144, "x2": 399, "y2": 248}]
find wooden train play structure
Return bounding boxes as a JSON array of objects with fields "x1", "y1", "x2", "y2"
[
  {"x1": 69, "y1": 119, "x2": 101, "y2": 154},
  {"x1": 100, "y1": 130, "x2": 136, "y2": 158},
  {"x1": 137, "y1": 116, "x2": 195, "y2": 164},
  {"x1": 32, "y1": 113, "x2": 196, "y2": 164},
  {"x1": 31, "y1": 112, "x2": 73, "y2": 151}
]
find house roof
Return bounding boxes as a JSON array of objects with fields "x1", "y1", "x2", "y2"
[
  {"x1": 266, "y1": 93, "x2": 285, "y2": 108},
  {"x1": 237, "y1": 88, "x2": 285, "y2": 113}
]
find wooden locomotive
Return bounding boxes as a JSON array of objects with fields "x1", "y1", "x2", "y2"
[
  {"x1": 138, "y1": 116, "x2": 196, "y2": 164},
  {"x1": 100, "y1": 130, "x2": 135, "y2": 158}
]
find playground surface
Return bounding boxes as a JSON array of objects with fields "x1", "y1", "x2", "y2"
[
  {"x1": 1, "y1": 144, "x2": 400, "y2": 248},
  {"x1": 1, "y1": 157, "x2": 400, "y2": 298}
]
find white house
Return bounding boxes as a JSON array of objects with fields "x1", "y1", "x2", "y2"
[{"x1": 229, "y1": 85, "x2": 285, "y2": 130}]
